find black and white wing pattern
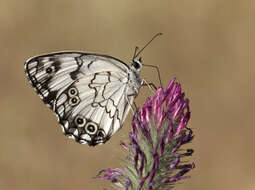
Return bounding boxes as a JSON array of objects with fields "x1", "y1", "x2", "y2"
[{"x1": 24, "y1": 52, "x2": 142, "y2": 146}]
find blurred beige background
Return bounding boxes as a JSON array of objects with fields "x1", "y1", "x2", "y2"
[{"x1": 0, "y1": 0, "x2": 255, "y2": 189}]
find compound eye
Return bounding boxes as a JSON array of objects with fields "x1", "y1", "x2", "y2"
[
  {"x1": 74, "y1": 116, "x2": 85, "y2": 127},
  {"x1": 132, "y1": 61, "x2": 141, "y2": 69},
  {"x1": 68, "y1": 87, "x2": 78, "y2": 97},
  {"x1": 85, "y1": 122, "x2": 98, "y2": 135}
]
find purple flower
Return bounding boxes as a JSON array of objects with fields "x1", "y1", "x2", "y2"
[{"x1": 96, "y1": 78, "x2": 195, "y2": 190}]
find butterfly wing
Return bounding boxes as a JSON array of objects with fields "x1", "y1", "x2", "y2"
[{"x1": 25, "y1": 52, "x2": 139, "y2": 146}]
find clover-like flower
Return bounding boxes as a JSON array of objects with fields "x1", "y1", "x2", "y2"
[{"x1": 96, "y1": 78, "x2": 195, "y2": 190}]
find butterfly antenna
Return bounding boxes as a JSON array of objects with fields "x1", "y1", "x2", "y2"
[
  {"x1": 133, "y1": 46, "x2": 139, "y2": 60},
  {"x1": 134, "y1": 33, "x2": 162, "y2": 58}
]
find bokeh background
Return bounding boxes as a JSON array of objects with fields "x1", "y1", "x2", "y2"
[{"x1": 1, "y1": 0, "x2": 255, "y2": 189}]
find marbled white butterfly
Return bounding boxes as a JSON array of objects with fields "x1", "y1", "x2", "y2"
[{"x1": 24, "y1": 33, "x2": 162, "y2": 146}]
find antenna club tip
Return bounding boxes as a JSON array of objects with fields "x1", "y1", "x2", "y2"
[
  {"x1": 155, "y1": 32, "x2": 163, "y2": 36},
  {"x1": 154, "y1": 33, "x2": 163, "y2": 39}
]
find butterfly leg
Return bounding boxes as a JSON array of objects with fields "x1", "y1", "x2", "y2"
[
  {"x1": 125, "y1": 94, "x2": 138, "y2": 114},
  {"x1": 141, "y1": 79, "x2": 157, "y2": 93},
  {"x1": 142, "y1": 63, "x2": 163, "y2": 88},
  {"x1": 133, "y1": 101, "x2": 138, "y2": 110}
]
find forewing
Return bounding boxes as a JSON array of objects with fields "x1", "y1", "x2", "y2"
[{"x1": 24, "y1": 52, "x2": 129, "y2": 108}]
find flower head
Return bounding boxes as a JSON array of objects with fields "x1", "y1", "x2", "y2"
[{"x1": 96, "y1": 78, "x2": 195, "y2": 190}]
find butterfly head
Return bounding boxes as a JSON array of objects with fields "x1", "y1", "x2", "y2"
[{"x1": 131, "y1": 57, "x2": 142, "y2": 72}]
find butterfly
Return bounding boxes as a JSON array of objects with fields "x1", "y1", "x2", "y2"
[{"x1": 24, "y1": 34, "x2": 162, "y2": 146}]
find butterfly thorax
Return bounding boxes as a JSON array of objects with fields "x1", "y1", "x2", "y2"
[
  {"x1": 127, "y1": 68, "x2": 142, "y2": 95},
  {"x1": 127, "y1": 59, "x2": 142, "y2": 94}
]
